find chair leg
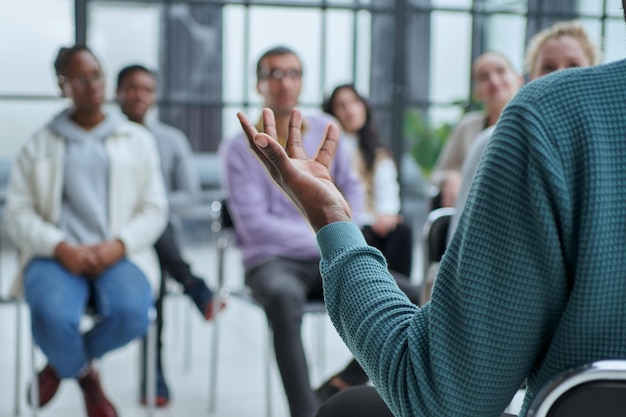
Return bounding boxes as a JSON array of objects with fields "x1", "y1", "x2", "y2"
[
  {"x1": 207, "y1": 289, "x2": 222, "y2": 413},
  {"x1": 145, "y1": 307, "x2": 157, "y2": 417},
  {"x1": 29, "y1": 317, "x2": 39, "y2": 417},
  {"x1": 14, "y1": 300, "x2": 22, "y2": 417},
  {"x1": 207, "y1": 236, "x2": 229, "y2": 413},
  {"x1": 265, "y1": 323, "x2": 273, "y2": 417},
  {"x1": 183, "y1": 299, "x2": 192, "y2": 372}
]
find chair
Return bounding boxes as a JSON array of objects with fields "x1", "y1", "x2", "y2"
[
  {"x1": 207, "y1": 200, "x2": 328, "y2": 417},
  {"x1": 420, "y1": 207, "x2": 456, "y2": 305},
  {"x1": 526, "y1": 360, "x2": 626, "y2": 417}
]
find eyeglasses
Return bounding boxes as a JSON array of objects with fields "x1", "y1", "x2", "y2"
[
  {"x1": 259, "y1": 68, "x2": 303, "y2": 81},
  {"x1": 58, "y1": 72, "x2": 104, "y2": 89}
]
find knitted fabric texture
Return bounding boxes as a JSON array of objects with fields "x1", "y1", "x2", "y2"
[{"x1": 318, "y1": 59, "x2": 626, "y2": 417}]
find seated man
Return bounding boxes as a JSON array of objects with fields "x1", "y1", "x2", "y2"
[
  {"x1": 5, "y1": 45, "x2": 168, "y2": 417},
  {"x1": 220, "y1": 46, "x2": 363, "y2": 417},
  {"x1": 116, "y1": 64, "x2": 223, "y2": 407}
]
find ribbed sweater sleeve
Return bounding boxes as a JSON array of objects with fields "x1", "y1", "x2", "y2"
[{"x1": 318, "y1": 78, "x2": 573, "y2": 417}]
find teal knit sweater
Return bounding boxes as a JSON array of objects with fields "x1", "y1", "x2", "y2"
[{"x1": 318, "y1": 59, "x2": 626, "y2": 417}]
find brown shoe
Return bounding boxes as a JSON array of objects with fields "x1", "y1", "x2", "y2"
[
  {"x1": 27, "y1": 363, "x2": 61, "y2": 407},
  {"x1": 77, "y1": 367, "x2": 118, "y2": 417}
]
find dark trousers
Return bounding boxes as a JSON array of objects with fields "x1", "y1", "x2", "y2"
[
  {"x1": 142, "y1": 221, "x2": 209, "y2": 383},
  {"x1": 246, "y1": 257, "x2": 323, "y2": 417},
  {"x1": 316, "y1": 386, "x2": 517, "y2": 417},
  {"x1": 361, "y1": 222, "x2": 413, "y2": 277}
]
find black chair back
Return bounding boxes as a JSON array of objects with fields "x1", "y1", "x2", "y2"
[{"x1": 527, "y1": 360, "x2": 626, "y2": 417}]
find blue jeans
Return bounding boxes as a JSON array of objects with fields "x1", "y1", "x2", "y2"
[{"x1": 24, "y1": 258, "x2": 152, "y2": 378}]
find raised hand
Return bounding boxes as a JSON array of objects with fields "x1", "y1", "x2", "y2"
[{"x1": 237, "y1": 108, "x2": 352, "y2": 231}]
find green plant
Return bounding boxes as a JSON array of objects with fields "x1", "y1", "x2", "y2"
[{"x1": 404, "y1": 109, "x2": 453, "y2": 179}]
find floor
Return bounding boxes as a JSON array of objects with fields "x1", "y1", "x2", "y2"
[{"x1": 0, "y1": 227, "x2": 525, "y2": 417}]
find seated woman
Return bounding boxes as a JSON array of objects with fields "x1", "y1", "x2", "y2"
[
  {"x1": 448, "y1": 20, "x2": 601, "y2": 241},
  {"x1": 322, "y1": 84, "x2": 414, "y2": 279},
  {"x1": 315, "y1": 84, "x2": 420, "y2": 403},
  {"x1": 431, "y1": 51, "x2": 523, "y2": 208},
  {"x1": 4, "y1": 44, "x2": 168, "y2": 417}
]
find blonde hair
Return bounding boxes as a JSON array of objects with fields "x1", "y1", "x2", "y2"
[{"x1": 524, "y1": 21, "x2": 601, "y2": 74}]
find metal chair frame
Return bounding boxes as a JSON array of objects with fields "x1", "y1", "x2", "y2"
[
  {"x1": 420, "y1": 207, "x2": 456, "y2": 304},
  {"x1": 527, "y1": 360, "x2": 626, "y2": 417}
]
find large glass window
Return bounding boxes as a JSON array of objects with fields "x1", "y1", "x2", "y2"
[
  {"x1": 88, "y1": 3, "x2": 161, "y2": 100},
  {"x1": 429, "y1": 11, "x2": 472, "y2": 122},
  {"x1": 0, "y1": 0, "x2": 73, "y2": 157}
]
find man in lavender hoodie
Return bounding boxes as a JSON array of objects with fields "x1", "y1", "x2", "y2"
[{"x1": 220, "y1": 46, "x2": 364, "y2": 417}]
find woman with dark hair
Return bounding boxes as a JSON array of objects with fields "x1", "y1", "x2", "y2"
[
  {"x1": 322, "y1": 84, "x2": 413, "y2": 278},
  {"x1": 316, "y1": 84, "x2": 419, "y2": 403},
  {"x1": 5, "y1": 44, "x2": 168, "y2": 417}
]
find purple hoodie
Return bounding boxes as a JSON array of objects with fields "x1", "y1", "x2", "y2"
[{"x1": 220, "y1": 113, "x2": 364, "y2": 270}]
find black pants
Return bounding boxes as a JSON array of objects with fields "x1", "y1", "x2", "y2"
[
  {"x1": 246, "y1": 257, "x2": 323, "y2": 417},
  {"x1": 361, "y1": 222, "x2": 413, "y2": 277},
  {"x1": 316, "y1": 386, "x2": 518, "y2": 417},
  {"x1": 142, "y1": 221, "x2": 209, "y2": 383}
]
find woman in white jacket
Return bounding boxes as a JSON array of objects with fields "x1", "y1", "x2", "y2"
[{"x1": 4, "y1": 44, "x2": 167, "y2": 417}]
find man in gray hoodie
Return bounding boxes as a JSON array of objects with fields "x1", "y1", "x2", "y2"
[{"x1": 116, "y1": 64, "x2": 222, "y2": 407}]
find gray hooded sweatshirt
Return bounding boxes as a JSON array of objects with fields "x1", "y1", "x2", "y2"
[{"x1": 48, "y1": 108, "x2": 126, "y2": 245}]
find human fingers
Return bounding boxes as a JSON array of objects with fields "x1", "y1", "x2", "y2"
[
  {"x1": 262, "y1": 108, "x2": 278, "y2": 140},
  {"x1": 237, "y1": 112, "x2": 259, "y2": 142},
  {"x1": 314, "y1": 123, "x2": 340, "y2": 170},
  {"x1": 238, "y1": 112, "x2": 275, "y2": 167},
  {"x1": 286, "y1": 109, "x2": 307, "y2": 159}
]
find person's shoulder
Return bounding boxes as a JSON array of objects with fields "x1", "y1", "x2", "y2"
[
  {"x1": 148, "y1": 120, "x2": 188, "y2": 141},
  {"x1": 118, "y1": 119, "x2": 153, "y2": 139},
  {"x1": 456, "y1": 111, "x2": 486, "y2": 127}
]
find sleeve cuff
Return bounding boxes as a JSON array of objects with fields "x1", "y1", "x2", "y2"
[{"x1": 317, "y1": 221, "x2": 367, "y2": 258}]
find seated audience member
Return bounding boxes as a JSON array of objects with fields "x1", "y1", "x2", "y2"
[
  {"x1": 315, "y1": 84, "x2": 421, "y2": 403},
  {"x1": 220, "y1": 46, "x2": 364, "y2": 417},
  {"x1": 431, "y1": 51, "x2": 523, "y2": 207},
  {"x1": 322, "y1": 84, "x2": 414, "y2": 279},
  {"x1": 115, "y1": 64, "x2": 222, "y2": 407},
  {"x1": 4, "y1": 45, "x2": 167, "y2": 417},
  {"x1": 448, "y1": 20, "x2": 600, "y2": 242},
  {"x1": 239, "y1": 29, "x2": 626, "y2": 411}
]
